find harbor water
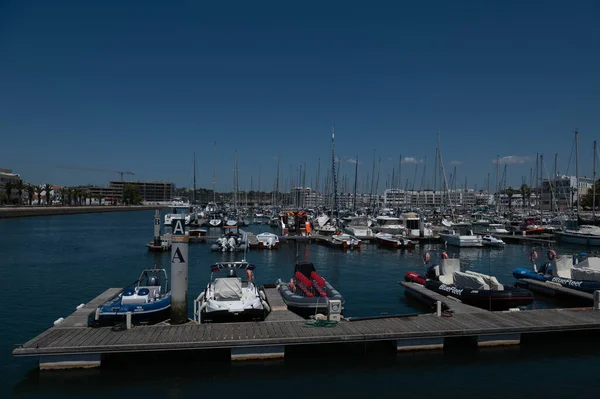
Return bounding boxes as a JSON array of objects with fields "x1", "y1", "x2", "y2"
[{"x1": 3, "y1": 210, "x2": 600, "y2": 398}]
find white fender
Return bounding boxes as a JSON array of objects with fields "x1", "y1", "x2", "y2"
[
  {"x1": 53, "y1": 317, "x2": 64, "y2": 326},
  {"x1": 199, "y1": 302, "x2": 208, "y2": 312},
  {"x1": 259, "y1": 290, "x2": 266, "y2": 300},
  {"x1": 261, "y1": 300, "x2": 271, "y2": 313},
  {"x1": 197, "y1": 292, "x2": 205, "y2": 301}
]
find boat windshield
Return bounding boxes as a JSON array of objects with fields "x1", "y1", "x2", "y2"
[{"x1": 170, "y1": 207, "x2": 189, "y2": 214}]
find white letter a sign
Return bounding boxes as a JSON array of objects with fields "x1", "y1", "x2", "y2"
[{"x1": 172, "y1": 219, "x2": 185, "y2": 235}]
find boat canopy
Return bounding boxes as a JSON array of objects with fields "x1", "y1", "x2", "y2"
[{"x1": 213, "y1": 278, "x2": 243, "y2": 301}]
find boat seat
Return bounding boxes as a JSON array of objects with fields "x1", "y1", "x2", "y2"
[
  {"x1": 123, "y1": 288, "x2": 135, "y2": 296},
  {"x1": 552, "y1": 256, "x2": 573, "y2": 278},
  {"x1": 440, "y1": 259, "x2": 460, "y2": 276},
  {"x1": 311, "y1": 280, "x2": 328, "y2": 297},
  {"x1": 438, "y1": 274, "x2": 453, "y2": 285},
  {"x1": 571, "y1": 267, "x2": 600, "y2": 282},
  {"x1": 452, "y1": 271, "x2": 490, "y2": 290},
  {"x1": 310, "y1": 271, "x2": 326, "y2": 287},
  {"x1": 465, "y1": 271, "x2": 504, "y2": 290},
  {"x1": 575, "y1": 257, "x2": 600, "y2": 271},
  {"x1": 296, "y1": 280, "x2": 314, "y2": 298},
  {"x1": 295, "y1": 271, "x2": 313, "y2": 288},
  {"x1": 137, "y1": 288, "x2": 150, "y2": 296}
]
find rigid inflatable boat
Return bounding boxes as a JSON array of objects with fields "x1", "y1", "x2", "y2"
[{"x1": 406, "y1": 254, "x2": 533, "y2": 311}]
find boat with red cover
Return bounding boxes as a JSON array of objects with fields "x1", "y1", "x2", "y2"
[{"x1": 277, "y1": 261, "x2": 344, "y2": 318}]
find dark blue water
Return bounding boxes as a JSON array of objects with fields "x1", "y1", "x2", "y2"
[{"x1": 3, "y1": 211, "x2": 599, "y2": 398}]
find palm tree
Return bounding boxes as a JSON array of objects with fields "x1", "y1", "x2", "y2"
[
  {"x1": 506, "y1": 187, "x2": 515, "y2": 211},
  {"x1": 26, "y1": 184, "x2": 35, "y2": 205},
  {"x1": 35, "y1": 185, "x2": 45, "y2": 205},
  {"x1": 15, "y1": 180, "x2": 24, "y2": 206},
  {"x1": 45, "y1": 184, "x2": 53, "y2": 205},
  {"x1": 59, "y1": 187, "x2": 67, "y2": 205},
  {"x1": 4, "y1": 181, "x2": 14, "y2": 205}
]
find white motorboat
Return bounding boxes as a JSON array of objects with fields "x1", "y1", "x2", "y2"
[
  {"x1": 193, "y1": 261, "x2": 270, "y2": 323},
  {"x1": 344, "y1": 216, "x2": 373, "y2": 237},
  {"x1": 164, "y1": 199, "x2": 192, "y2": 226},
  {"x1": 331, "y1": 233, "x2": 362, "y2": 249},
  {"x1": 482, "y1": 234, "x2": 505, "y2": 247},
  {"x1": 439, "y1": 229, "x2": 483, "y2": 247},
  {"x1": 256, "y1": 232, "x2": 279, "y2": 249},
  {"x1": 374, "y1": 216, "x2": 403, "y2": 234},
  {"x1": 555, "y1": 225, "x2": 600, "y2": 246}
]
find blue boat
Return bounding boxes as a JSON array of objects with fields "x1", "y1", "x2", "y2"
[
  {"x1": 513, "y1": 250, "x2": 600, "y2": 293},
  {"x1": 93, "y1": 269, "x2": 171, "y2": 326}
]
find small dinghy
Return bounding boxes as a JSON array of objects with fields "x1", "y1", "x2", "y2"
[
  {"x1": 331, "y1": 233, "x2": 362, "y2": 249},
  {"x1": 405, "y1": 253, "x2": 533, "y2": 311},
  {"x1": 375, "y1": 232, "x2": 415, "y2": 249},
  {"x1": 513, "y1": 250, "x2": 600, "y2": 293},
  {"x1": 277, "y1": 261, "x2": 344, "y2": 318},
  {"x1": 482, "y1": 234, "x2": 505, "y2": 247},
  {"x1": 194, "y1": 261, "x2": 270, "y2": 323},
  {"x1": 256, "y1": 232, "x2": 280, "y2": 249},
  {"x1": 94, "y1": 268, "x2": 171, "y2": 326}
]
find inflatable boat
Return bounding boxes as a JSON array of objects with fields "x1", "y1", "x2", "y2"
[
  {"x1": 277, "y1": 261, "x2": 344, "y2": 318},
  {"x1": 513, "y1": 250, "x2": 600, "y2": 293},
  {"x1": 405, "y1": 254, "x2": 533, "y2": 311}
]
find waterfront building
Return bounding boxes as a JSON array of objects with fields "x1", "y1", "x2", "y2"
[
  {"x1": 0, "y1": 168, "x2": 23, "y2": 201},
  {"x1": 540, "y1": 175, "x2": 595, "y2": 211}
]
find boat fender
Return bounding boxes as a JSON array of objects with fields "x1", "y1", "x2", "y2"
[
  {"x1": 76, "y1": 303, "x2": 85, "y2": 310},
  {"x1": 199, "y1": 302, "x2": 208, "y2": 312},
  {"x1": 197, "y1": 291, "x2": 205, "y2": 301},
  {"x1": 259, "y1": 290, "x2": 266, "y2": 300},
  {"x1": 547, "y1": 249, "x2": 557, "y2": 261},
  {"x1": 441, "y1": 251, "x2": 449, "y2": 260},
  {"x1": 261, "y1": 300, "x2": 271, "y2": 313},
  {"x1": 528, "y1": 250, "x2": 538, "y2": 263},
  {"x1": 53, "y1": 317, "x2": 64, "y2": 326},
  {"x1": 423, "y1": 252, "x2": 431, "y2": 264}
]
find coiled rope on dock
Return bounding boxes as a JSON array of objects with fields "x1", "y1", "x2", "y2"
[{"x1": 304, "y1": 319, "x2": 338, "y2": 328}]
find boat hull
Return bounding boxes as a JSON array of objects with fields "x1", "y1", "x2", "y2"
[
  {"x1": 95, "y1": 298, "x2": 171, "y2": 326},
  {"x1": 405, "y1": 272, "x2": 533, "y2": 311},
  {"x1": 555, "y1": 231, "x2": 600, "y2": 246},
  {"x1": 200, "y1": 308, "x2": 267, "y2": 323},
  {"x1": 513, "y1": 267, "x2": 600, "y2": 293},
  {"x1": 439, "y1": 234, "x2": 483, "y2": 247},
  {"x1": 278, "y1": 281, "x2": 344, "y2": 318}
]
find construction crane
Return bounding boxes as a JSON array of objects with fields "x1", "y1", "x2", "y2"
[{"x1": 56, "y1": 165, "x2": 135, "y2": 181}]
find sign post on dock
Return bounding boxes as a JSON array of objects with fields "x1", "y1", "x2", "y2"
[
  {"x1": 170, "y1": 218, "x2": 189, "y2": 324},
  {"x1": 153, "y1": 210, "x2": 161, "y2": 247}
]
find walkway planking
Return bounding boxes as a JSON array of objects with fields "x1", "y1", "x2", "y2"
[
  {"x1": 59, "y1": 288, "x2": 123, "y2": 328},
  {"x1": 518, "y1": 278, "x2": 594, "y2": 302},
  {"x1": 400, "y1": 281, "x2": 488, "y2": 314},
  {"x1": 14, "y1": 308, "x2": 600, "y2": 358},
  {"x1": 263, "y1": 287, "x2": 304, "y2": 322}
]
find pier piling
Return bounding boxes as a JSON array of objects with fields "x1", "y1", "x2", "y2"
[
  {"x1": 170, "y1": 219, "x2": 189, "y2": 324},
  {"x1": 153, "y1": 210, "x2": 161, "y2": 246}
]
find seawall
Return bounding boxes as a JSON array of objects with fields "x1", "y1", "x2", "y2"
[{"x1": 0, "y1": 205, "x2": 167, "y2": 219}]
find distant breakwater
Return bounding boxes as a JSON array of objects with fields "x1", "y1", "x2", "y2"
[{"x1": 0, "y1": 205, "x2": 167, "y2": 219}]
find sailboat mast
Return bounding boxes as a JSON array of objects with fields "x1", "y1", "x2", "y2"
[
  {"x1": 212, "y1": 142, "x2": 217, "y2": 203},
  {"x1": 331, "y1": 126, "x2": 339, "y2": 224},
  {"x1": 193, "y1": 152, "x2": 196, "y2": 204},
  {"x1": 275, "y1": 155, "x2": 280, "y2": 207},
  {"x1": 353, "y1": 155, "x2": 358, "y2": 212},
  {"x1": 593, "y1": 140, "x2": 597, "y2": 218},
  {"x1": 575, "y1": 130, "x2": 580, "y2": 215}
]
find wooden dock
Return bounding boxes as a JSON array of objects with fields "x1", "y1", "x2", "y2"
[
  {"x1": 496, "y1": 233, "x2": 555, "y2": 246},
  {"x1": 400, "y1": 281, "x2": 488, "y2": 314},
  {"x1": 13, "y1": 288, "x2": 600, "y2": 370},
  {"x1": 516, "y1": 278, "x2": 594, "y2": 303},
  {"x1": 263, "y1": 287, "x2": 304, "y2": 322}
]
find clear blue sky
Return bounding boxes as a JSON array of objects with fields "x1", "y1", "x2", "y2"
[{"x1": 1, "y1": 0, "x2": 599, "y2": 193}]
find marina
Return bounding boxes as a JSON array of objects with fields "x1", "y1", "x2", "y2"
[{"x1": 14, "y1": 286, "x2": 600, "y2": 369}]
